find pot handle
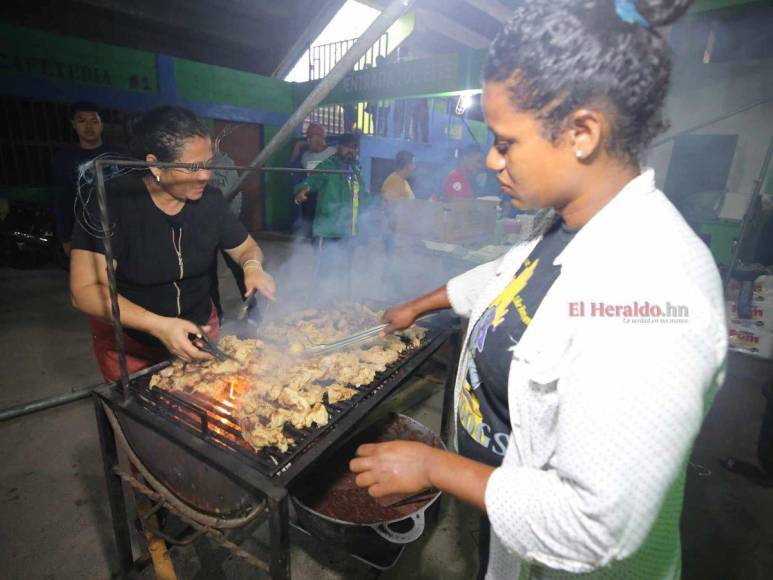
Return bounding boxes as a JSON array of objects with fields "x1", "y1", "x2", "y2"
[{"x1": 371, "y1": 512, "x2": 425, "y2": 544}]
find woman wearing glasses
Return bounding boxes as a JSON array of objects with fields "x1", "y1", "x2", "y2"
[{"x1": 70, "y1": 106, "x2": 275, "y2": 382}]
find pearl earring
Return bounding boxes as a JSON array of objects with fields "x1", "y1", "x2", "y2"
[
  {"x1": 575, "y1": 150, "x2": 584, "y2": 159},
  {"x1": 155, "y1": 173, "x2": 161, "y2": 183}
]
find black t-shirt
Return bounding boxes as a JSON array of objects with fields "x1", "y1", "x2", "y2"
[
  {"x1": 71, "y1": 173, "x2": 248, "y2": 345},
  {"x1": 50, "y1": 144, "x2": 126, "y2": 242},
  {"x1": 457, "y1": 219, "x2": 577, "y2": 467}
]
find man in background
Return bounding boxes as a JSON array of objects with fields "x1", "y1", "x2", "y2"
[
  {"x1": 290, "y1": 123, "x2": 336, "y2": 239},
  {"x1": 442, "y1": 143, "x2": 485, "y2": 200},
  {"x1": 294, "y1": 134, "x2": 367, "y2": 297},
  {"x1": 50, "y1": 102, "x2": 124, "y2": 257}
]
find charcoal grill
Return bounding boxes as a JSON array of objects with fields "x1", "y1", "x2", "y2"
[
  {"x1": 94, "y1": 313, "x2": 461, "y2": 578},
  {"x1": 88, "y1": 158, "x2": 462, "y2": 578}
]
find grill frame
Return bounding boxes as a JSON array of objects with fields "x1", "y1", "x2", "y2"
[
  {"x1": 117, "y1": 317, "x2": 454, "y2": 483},
  {"x1": 93, "y1": 313, "x2": 461, "y2": 579}
]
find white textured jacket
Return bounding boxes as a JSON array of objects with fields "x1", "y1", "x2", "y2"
[{"x1": 446, "y1": 170, "x2": 727, "y2": 579}]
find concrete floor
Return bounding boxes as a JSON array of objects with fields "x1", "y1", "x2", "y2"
[{"x1": 1, "y1": 239, "x2": 772, "y2": 580}]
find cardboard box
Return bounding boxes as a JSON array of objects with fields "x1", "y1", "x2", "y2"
[
  {"x1": 754, "y1": 275, "x2": 773, "y2": 297},
  {"x1": 391, "y1": 199, "x2": 498, "y2": 245},
  {"x1": 727, "y1": 299, "x2": 773, "y2": 331},
  {"x1": 728, "y1": 320, "x2": 773, "y2": 360}
]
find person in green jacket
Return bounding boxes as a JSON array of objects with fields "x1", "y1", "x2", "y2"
[
  {"x1": 294, "y1": 133, "x2": 368, "y2": 296},
  {"x1": 294, "y1": 133, "x2": 365, "y2": 239}
]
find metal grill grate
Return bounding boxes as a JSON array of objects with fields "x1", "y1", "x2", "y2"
[{"x1": 126, "y1": 325, "x2": 448, "y2": 479}]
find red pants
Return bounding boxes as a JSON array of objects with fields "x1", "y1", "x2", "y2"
[{"x1": 89, "y1": 305, "x2": 220, "y2": 383}]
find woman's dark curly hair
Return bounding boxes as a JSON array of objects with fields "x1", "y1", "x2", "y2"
[
  {"x1": 128, "y1": 105, "x2": 210, "y2": 162},
  {"x1": 484, "y1": 0, "x2": 693, "y2": 162}
]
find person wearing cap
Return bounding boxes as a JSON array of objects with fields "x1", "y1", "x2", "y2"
[
  {"x1": 291, "y1": 123, "x2": 336, "y2": 239},
  {"x1": 294, "y1": 134, "x2": 368, "y2": 293}
]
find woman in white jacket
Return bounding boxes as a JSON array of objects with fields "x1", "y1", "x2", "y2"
[{"x1": 350, "y1": 1, "x2": 727, "y2": 578}]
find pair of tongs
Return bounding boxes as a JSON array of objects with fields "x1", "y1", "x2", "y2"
[
  {"x1": 302, "y1": 313, "x2": 434, "y2": 358},
  {"x1": 191, "y1": 323, "x2": 235, "y2": 362}
]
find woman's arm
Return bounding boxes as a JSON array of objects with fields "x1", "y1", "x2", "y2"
[
  {"x1": 350, "y1": 442, "x2": 494, "y2": 511},
  {"x1": 381, "y1": 285, "x2": 450, "y2": 333},
  {"x1": 223, "y1": 236, "x2": 276, "y2": 301},
  {"x1": 69, "y1": 249, "x2": 211, "y2": 362}
]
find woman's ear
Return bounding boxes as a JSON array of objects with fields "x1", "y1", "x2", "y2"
[
  {"x1": 146, "y1": 154, "x2": 161, "y2": 181},
  {"x1": 568, "y1": 108, "x2": 605, "y2": 162}
]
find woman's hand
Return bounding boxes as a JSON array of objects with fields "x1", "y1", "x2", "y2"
[
  {"x1": 349, "y1": 441, "x2": 440, "y2": 498},
  {"x1": 244, "y1": 268, "x2": 276, "y2": 301},
  {"x1": 381, "y1": 303, "x2": 418, "y2": 334},
  {"x1": 150, "y1": 317, "x2": 212, "y2": 363}
]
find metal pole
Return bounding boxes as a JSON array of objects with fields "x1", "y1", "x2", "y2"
[
  {"x1": 0, "y1": 382, "x2": 106, "y2": 422},
  {"x1": 78, "y1": 158, "x2": 354, "y2": 174},
  {"x1": 94, "y1": 398, "x2": 135, "y2": 577},
  {"x1": 94, "y1": 160, "x2": 131, "y2": 400},
  {"x1": 223, "y1": 0, "x2": 418, "y2": 203}
]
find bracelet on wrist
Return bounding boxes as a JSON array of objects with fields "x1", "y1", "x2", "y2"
[{"x1": 242, "y1": 259, "x2": 263, "y2": 271}]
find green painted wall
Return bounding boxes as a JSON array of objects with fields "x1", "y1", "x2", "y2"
[
  {"x1": 385, "y1": 11, "x2": 415, "y2": 50},
  {"x1": 174, "y1": 59, "x2": 295, "y2": 113},
  {"x1": 0, "y1": 22, "x2": 296, "y2": 114},
  {"x1": 690, "y1": 0, "x2": 762, "y2": 13},
  {"x1": 0, "y1": 22, "x2": 158, "y2": 93},
  {"x1": 502, "y1": 0, "x2": 761, "y2": 13},
  {"x1": 262, "y1": 125, "x2": 295, "y2": 229}
]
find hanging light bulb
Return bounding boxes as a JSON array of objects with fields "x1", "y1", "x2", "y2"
[{"x1": 455, "y1": 91, "x2": 478, "y2": 116}]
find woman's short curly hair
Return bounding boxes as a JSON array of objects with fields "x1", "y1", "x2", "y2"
[
  {"x1": 484, "y1": 0, "x2": 693, "y2": 162},
  {"x1": 129, "y1": 106, "x2": 210, "y2": 162}
]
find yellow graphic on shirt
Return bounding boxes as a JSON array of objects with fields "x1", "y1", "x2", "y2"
[
  {"x1": 490, "y1": 258, "x2": 539, "y2": 328},
  {"x1": 458, "y1": 257, "x2": 540, "y2": 450},
  {"x1": 459, "y1": 378, "x2": 490, "y2": 446}
]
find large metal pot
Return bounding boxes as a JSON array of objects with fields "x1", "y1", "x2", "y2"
[{"x1": 291, "y1": 414, "x2": 444, "y2": 565}]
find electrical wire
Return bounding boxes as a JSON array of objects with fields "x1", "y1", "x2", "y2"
[{"x1": 74, "y1": 153, "x2": 142, "y2": 240}]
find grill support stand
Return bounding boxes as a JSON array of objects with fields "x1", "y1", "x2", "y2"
[
  {"x1": 268, "y1": 496, "x2": 291, "y2": 578},
  {"x1": 93, "y1": 391, "x2": 291, "y2": 579},
  {"x1": 91, "y1": 320, "x2": 460, "y2": 579},
  {"x1": 94, "y1": 396, "x2": 135, "y2": 577}
]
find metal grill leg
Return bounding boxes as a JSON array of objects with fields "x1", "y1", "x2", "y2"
[
  {"x1": 268, "y1": 494, "x2": 291, "y2": 579},
  {"x1": 94, "y1": 397, "x2": 135, "y2": 577}
]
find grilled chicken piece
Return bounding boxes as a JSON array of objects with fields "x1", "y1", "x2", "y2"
[
  {"x1": 151, "y1": 303, "x2": 426, "y2": 452},
  {"x1": 327, "y1": 385, "x2": 358, "y2": 405}
]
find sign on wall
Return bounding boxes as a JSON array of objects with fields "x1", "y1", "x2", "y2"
[{"x1": 0, "y1": 23, "x2": 158, "y2": 94}]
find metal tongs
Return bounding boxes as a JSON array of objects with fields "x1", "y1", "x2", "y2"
[
  {"x1": 303, "y1": 313, "x2": 435, "y2": 358},
  {"x1": 191, "y1": 323, "x2": 236, "y2": 362}
]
